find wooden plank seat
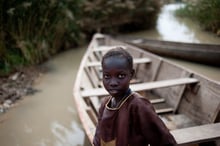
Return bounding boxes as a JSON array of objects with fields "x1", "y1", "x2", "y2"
[
  {"x1": 150, "y1": 98, "x2": 165, "y2": 104},
  {"x1": 81, "y1": 78, "x2": 198, "y2": 97},
  {"x1": 83, "y1": 78, "x2": 198, "y2": 115},
  {"x1": 160, "y1": 114, "x2": 198, "y2": 130},
  {"x1": 171, "y1": 123, "x2": 220, "y2": 145},
  {"x1": 153, "y1": 101, "x2": 175, "y2": 114},
  {"x1": 87, "y1": 96, "x2": 166, "y2": 116},
  {"x1": 130, "y1": 78, "x2": 142, "y2": 84},
  {"x1": 87, "y1": 94, "x2": 173, "y2": 115},
  {"x1": 86, "y1": 58, "x2": 151, "y2": 67},
  {"x1": 156, "y1": 108, "x2": 174, "y2": 114},
  {"x1": 93, "y1": 45, "x2": 128, "y2": 52}
]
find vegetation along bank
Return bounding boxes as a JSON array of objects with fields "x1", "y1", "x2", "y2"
[
  {"x1": 0, "y1": 0, "x2": 160, "y2": 76},
  {"x1": 0, "y1": 0, "x2": 160, "y2": 112},
  {"x1": 175, "y1": 0, "x2": 220, "y2": 36}
]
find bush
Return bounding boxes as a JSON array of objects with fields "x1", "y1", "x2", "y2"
[
  {"x1": 79, "y1": 0, "x2": 160, "y2": 34},
  {"x1": 0, "y1": 0, "x2": 82, "y2": 75},
  {"x1": 0, "y1": 0, "x2": 160, "y2": 76},
  {"x1": 175, "y1": 0, "x2": 220, "y2": 34}
]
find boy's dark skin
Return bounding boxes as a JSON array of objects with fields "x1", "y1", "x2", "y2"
[{"x1": 102, "y1": 56, "x2": 134, "y2": 107}]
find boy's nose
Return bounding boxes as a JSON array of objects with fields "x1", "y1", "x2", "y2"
[{"x1": 109, "y1": 79, "x2": 118, "y2": 87}]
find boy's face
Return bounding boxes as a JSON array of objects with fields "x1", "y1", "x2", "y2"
[{"x1": 102, "y1": 57, "x2": 134, "y2": 98}]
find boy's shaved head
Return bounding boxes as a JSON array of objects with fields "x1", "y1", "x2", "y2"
[{"x1": 102, "y1": 46, "x2": 133, "y2": 70}]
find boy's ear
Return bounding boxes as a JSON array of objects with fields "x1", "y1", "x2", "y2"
[{"x1": 130, "y1": 69, "x2": 135, "y2": 78}]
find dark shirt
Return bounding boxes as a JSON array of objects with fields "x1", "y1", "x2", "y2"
[{"x1": 93, "y1": 92, "x2": 177, "y2": 146}]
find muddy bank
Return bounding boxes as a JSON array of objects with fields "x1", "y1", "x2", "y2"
[
  {"x1": 0, "y1": 67, "x2": 43, "y2": 113},
  {"x1": 0, "y1": 47, "x2": 88, "y2": 146}
]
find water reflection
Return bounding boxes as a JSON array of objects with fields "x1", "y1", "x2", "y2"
[
  {"x1": 51, "y1": 121, "x2": 85, "y2": 146},
  {"x1": 130, "y1": 3, "x2": 220, "y2": 44},
  {"x1": 24, "y1": 124, "x2": 33, "y2": 133},
  {"x1": 157, "y1": 4, "x2": 200, "y2": 43}
]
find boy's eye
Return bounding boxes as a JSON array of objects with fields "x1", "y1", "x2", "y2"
[
  {"x1": 118, "y1": 74, "x2": 126, "y2": 79},
  {"x1": 103, "y1": 74, "x2": 110, "y2": 79}
]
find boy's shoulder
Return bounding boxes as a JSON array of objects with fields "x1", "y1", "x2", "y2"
[
  {"x1": 129, "y1": 92, "x2": 156, "y2": 114},
  {"x1": 100, "y1": 96, "x2": 111, "y2": 107},
  {"x1": 129, "y1": 92, "x2": 152, "y2": 106}
]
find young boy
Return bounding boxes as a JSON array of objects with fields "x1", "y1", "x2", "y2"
[{"x1": 93, "y1": 46, "x2": 177, "y2": 146}]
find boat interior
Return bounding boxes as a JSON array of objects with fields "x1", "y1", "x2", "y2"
[{"x1": 76, "y1": 34, "x2": 220, "y2": 145}]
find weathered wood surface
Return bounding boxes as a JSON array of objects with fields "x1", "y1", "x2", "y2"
[
  {"x1": 73, "y1": 33, "x2": 220, "y2": 145},
  {"x1": 81, "y1": 78, "x2": 198, "y2": 97},
  {"x1": 115, "y1": 35, "x2": 220, "y2": 67},
  {"x1": 86, "y1": 58, "x2": 151, "y2": 67},
  {"x1": 171, "y1": 123, "x2": 220, "y2": 145}
]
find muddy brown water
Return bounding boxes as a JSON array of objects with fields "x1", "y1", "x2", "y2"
[
  {"x1": 0, "y1": 3, "x2": 220, "y2": 146},
  {"x1": 0, "y1": 48, "x2": 89, "y2": 146}
]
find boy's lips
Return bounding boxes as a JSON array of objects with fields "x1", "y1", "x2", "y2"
[{"x1": 108, "y1": 89, "x2": 120, "y2": 94}]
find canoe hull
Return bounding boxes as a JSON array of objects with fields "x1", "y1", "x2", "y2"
[
  {"x1": 73, "y1": 33, "x2": 220, "y2": 145},
  {"x1": 116, "y1": 36, "x2": 220, "y2": 66}
]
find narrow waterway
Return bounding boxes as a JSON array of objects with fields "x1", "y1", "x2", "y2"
[
  {"x1": 128, "y1": 3, "x2": 220, "y2": 81},
  {"x1": 130, "y1": 3, "x2": 220, "y2": 44},
  {"x1": 0, "y1": 3, "x2": 220, "y2": 146},
  {"x1": 0, "y1": 48, "x2": 88, "y2": 146}
]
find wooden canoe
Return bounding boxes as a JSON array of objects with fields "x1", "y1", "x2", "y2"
[
  {"x1": 73, "y1": 33, "x2": 220, "y2": 146},
  {"x1": 115, "y1": 36, "x2": 220, "y2": 67}
]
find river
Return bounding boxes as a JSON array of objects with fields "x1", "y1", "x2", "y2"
[
  {"x1": 0, "y1": 3, "x2": 220, "y2": 146},
  {"x1": 127, "y1": 3, "x2": 220, "y2": 81}
]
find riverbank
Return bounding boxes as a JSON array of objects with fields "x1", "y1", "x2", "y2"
[
  {"x1": 1, "y1": 0, "x2": 160, "y2": 78},
  {"x1": 0, "y1": 67, "x2": 43, "y2": 113}
]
